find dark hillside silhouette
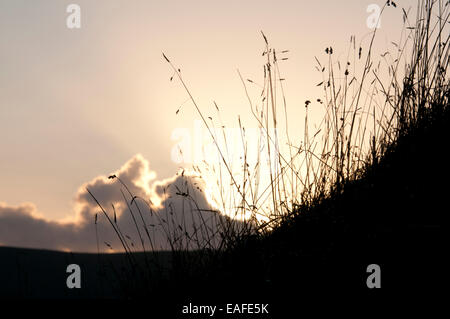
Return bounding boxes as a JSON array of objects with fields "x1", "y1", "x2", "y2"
[{"x1": 157, "y1": 102, "x2": 448, "y2": 304}]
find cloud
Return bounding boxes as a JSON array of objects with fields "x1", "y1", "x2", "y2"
[{"x1": 0, "y1": 154, "x2": 234, "y2": 252}]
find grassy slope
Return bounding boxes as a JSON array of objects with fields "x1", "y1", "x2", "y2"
[{"x1": 174, "y1": 103, "x2": 448, "y2": 301}]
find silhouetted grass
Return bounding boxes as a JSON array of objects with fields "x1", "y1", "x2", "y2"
[{"x1": 87, "y1": 0, "x2": 448, "y2": 300}]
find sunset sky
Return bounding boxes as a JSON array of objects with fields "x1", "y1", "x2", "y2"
[{"x1": 0, "y1": 0, "x2": 409, "y2": 251}]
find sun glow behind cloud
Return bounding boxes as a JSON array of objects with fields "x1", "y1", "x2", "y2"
[{"x1": 0, "y1": 154, "x2": 226, "y2": 252}]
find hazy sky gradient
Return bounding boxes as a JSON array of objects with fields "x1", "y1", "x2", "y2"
[{"x1": 0, "y1": 0, "x2": 410, "y2": 250}]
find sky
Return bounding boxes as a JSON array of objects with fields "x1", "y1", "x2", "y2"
[{"x1": 0, "y1": 0, "x2": 411, "y2": 252}]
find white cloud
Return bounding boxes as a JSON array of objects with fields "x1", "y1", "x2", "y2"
[{"x1": 0, "y1": 154, "x2": 234, "y2": 252}]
